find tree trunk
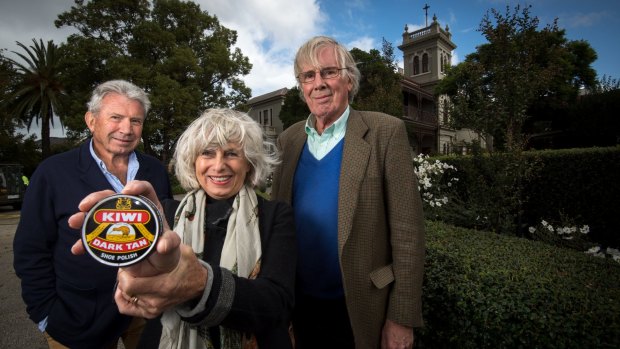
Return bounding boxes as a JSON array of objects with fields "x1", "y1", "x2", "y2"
[{"x1": 41, "y1": 109, "x2": 52, "y2": 159}]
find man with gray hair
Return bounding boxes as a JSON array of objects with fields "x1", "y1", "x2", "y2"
[
  {"x1": 271, "y1": 36, "x2": 426, "y2": 348},
  {"x1": 13, "y1": 79, "x2": 171, "y2": 349}
]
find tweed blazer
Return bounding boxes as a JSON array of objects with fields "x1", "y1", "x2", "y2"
[{"x1": 271, "y1": 109, "x2": 425, "y2": 348}]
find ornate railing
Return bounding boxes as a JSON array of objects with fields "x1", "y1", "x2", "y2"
[{"x1": 402, "y1": 106, "x2": 437, "y2": 124}]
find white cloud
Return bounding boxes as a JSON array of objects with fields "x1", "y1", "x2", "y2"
[
  {"x1": 558, "y1": 11, "x2": 609, "y2": 29},
  {"x1": 451, "y1": 51, "x2": 460, "y2": 66},
  {"x1": 0, "y1": 0, "x2": 77, "y2": 62},
  {"x1": 196, "y1": 0, "x2": 325, "y2": 97},
  {"x1": 346, "y1": 36, "x2": 375, "y2": 51}
]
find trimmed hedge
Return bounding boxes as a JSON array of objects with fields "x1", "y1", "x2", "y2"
[
  {"x1": 436, "y1": 146, "x2": 620, "y2": 246},
  {"x1": 419, "y1": 221, "x2": 620, "y2": 349},
  {"x1": 522, "y1": 147, "x2": 620, "y2": 247}
]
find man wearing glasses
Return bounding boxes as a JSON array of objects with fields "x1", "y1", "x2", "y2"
[{"x1": 271, "y1": 36, "x2": 426, "y2": 349}]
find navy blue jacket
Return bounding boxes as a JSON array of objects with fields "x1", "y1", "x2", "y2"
[{"x1": 13, "y1": 140, "x2": 171, "y2": 348}]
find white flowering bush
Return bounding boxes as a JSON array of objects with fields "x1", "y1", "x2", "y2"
[
  {"x1": 413, "y1": 154, "x2": 458, "y2": 208},
  {"x1": 529, "y1": 219, "x2": 620, "y2": 264},
  {"x1": 528, "y1": 219, "x2": 590, "y2": 239},
  {"x1": 585, "y1": 246, "x2": 620, "y2": 263}
]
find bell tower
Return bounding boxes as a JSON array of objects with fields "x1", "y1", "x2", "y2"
[
  {"x1": 398, "y1": 6, "x2": 487, "y2": 155},
  {"x1": 398, "y1": 11, "x2": 456, "y2": 94}
]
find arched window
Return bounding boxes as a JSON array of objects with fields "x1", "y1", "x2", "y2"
[
  {"x1": 413, "y1": 56, "x2": 420, "y2": 75},
  {"x1": 440, "y1": 54, "x2": 444, "y2": 73},
  {"x1": 422, "y1": 53, "x2": 429, "y2": 73}
]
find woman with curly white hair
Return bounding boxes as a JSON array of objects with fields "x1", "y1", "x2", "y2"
[
  {"x1": 151, "y1": 108, "x2": 297, "y2": 349},
  {"x1": 70, "y1": 108, "x2": 297, "y2": 349}
]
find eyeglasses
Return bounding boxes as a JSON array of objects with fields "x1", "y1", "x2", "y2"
[{"x1": 297, "y1": 67, "x2": 348, "y2": 84}]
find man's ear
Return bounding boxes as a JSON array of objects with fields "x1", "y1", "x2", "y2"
[{"x1": 85, "y1": 112, "x2": 94, "y2": 132}]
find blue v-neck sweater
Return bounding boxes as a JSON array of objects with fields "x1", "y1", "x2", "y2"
[{"x1": 293, "y1": 140, "x2": 345, "y2": 299}]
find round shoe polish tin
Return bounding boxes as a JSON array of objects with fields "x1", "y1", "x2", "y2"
[{"x1": 81, "y1": 194, "x2": 162, "y2": 267}]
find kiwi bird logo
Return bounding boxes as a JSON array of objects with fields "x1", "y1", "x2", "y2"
[{"x1": 112, "y1": 225, "x2": 131, "y2": 236}]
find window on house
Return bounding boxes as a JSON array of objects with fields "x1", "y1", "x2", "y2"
[
  {"x1": 413, "y1": 56, "x2": 420, "y2": 75},
  {"x1": 262, "y1": 109, "x2": 271, "y2": 126},
  {"x1": 422, "y1": 53, "x2": 429, "y2": 73}
]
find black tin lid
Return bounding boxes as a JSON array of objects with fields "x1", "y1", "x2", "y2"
[{"x1": 81, "y1": 194, "x2": 162, "y2": 267}]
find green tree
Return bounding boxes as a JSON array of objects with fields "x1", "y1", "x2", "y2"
[
  {"x1": 594, "y1": 74, "x2": 620, "y2": 93},
  {"x1": 436, "y1": 4, "x2": 597, "y2": 152},
  {"x1": 0, "y1": 50, "x2": 42, "y2": 173},
  {"x1": 433, "y1": 5, "x2": 585, "y2": 234},
  {"x1": 6, "y1": 39, "x2": 66, "y2": 159},
  {"x1": 350, "y1": 39, "x2": 402, "y2": 117},
  {"x1": 56, "y1": 0, "x2": 252, "y2": 162},
  {"x1": 437, "y1": 62, "x2": 498, "y2": 149},
  {"x1": 0, "y1": 49, "x2": 18, "y2": 135},
  {"x1": 278, "y1": 86, "x2": 309, "y2": 130}
]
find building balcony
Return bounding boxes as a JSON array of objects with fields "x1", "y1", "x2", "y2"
[{"x1": 402, "y1": 106, "x2": 438, "y2": 126}]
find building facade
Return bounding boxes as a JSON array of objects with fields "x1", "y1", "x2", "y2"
[
  {"x1": 246, "y1": 87, "x2": 288, "y2": 152},
  {"x1": 399, "y1": 13, "x2": 483, "y2": 155}
]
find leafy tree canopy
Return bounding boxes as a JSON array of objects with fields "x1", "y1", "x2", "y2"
[
  {"x1": 0, "y1": 49, "x2": 18, "y2": 134},
  {"x1": 0, "y1": 50, "x2": 43, "y2": 172},
  {"x1": 351, "y1": 38, "x2": 402, "y2": 117},
  {"x1": 278, "y1": 86, "x2": 309, "y2": 130},
  {"x1": 55, "y1": 0, "x2": 252, "y2": 162},
  {"x1": 436, "y1": 4, "x2": 598, "y2": 152},
  {"x1": 594, "y1": 74, "x2": 620, "y2": 93}
]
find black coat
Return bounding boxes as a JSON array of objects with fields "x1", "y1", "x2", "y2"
[
  {"x1": 13, "y1": 141, "x2": 171, "y2": 348},
  {"x1": 138, "y1": 195, "x2": 296, "y2": 349}
]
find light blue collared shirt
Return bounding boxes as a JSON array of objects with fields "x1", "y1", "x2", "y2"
[
  {"x1": 89, "y1": 139, "x2": 139, "y2": 192},
  {"x1": 305, "y1": 106, "x2": 350, "y2": 160}
]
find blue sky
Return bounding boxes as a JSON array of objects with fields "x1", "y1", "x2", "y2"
[
  {"x1": 321, "y1": 0, "x2": 620, "y2": 80},
  {"x1": 197, "y1": 0, "x2": 620, "y2": 96},
  {"x1": 1, "y1": 0, "x2": 618, "y2": 138}
]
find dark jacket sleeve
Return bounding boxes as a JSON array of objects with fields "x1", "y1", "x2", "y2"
[
  {"x1": 13, "y1": 159, "x2": 61, "y2": 323},
  {"x1": 182, "y1": 198, "x2": 297, "y2": 346}
]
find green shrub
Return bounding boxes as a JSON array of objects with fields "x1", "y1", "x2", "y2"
[
  {"x1": 432, "y1": 150, "x2": 538, "y2": 235},
  {"x1": 419, "y1": 221, "x2": 620, "y2": 349},
  {"x1": 522, "y1": 147, "x2": 620, "y2": 247},
  {"x1": 433, "y1": 146, "x2": 620, "y2": 247}
]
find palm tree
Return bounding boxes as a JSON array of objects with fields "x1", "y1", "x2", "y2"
[{"x1": 8, "y1": 39, "x2": 65, "y2": 159}]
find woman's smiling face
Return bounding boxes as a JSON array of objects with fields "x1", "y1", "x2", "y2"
[{"x1": 194, "y1": 142, "x2": 250, "y2": 200}]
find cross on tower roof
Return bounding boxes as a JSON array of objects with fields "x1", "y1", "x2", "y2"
[{"x1": 423, "y1": 3, "x2": 430, "y2": 27}]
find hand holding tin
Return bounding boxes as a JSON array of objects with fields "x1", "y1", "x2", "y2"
[
  {"x1": 114, "y1": 242, "x2": 208, "y2": 319},
  {"x1": 68, "y1": 180, "x2": 208, "y2": 318}
]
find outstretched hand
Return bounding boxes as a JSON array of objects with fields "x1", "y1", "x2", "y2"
[
  {"x1": 67, "y1": 181, "x2": 207, "y2": 318},
  {"x1": 68, "y1": 180, "x2": 181, "y2": 276},
  {"x1": 115, "y1": 242, "x2": 207, "y2": 318}
]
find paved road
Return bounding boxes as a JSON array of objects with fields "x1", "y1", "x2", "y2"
[{"x1": 0, "y1": 205, "x2": 47, "y2": 349}]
